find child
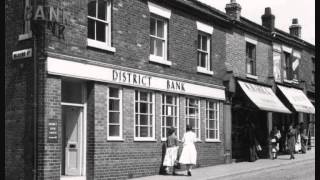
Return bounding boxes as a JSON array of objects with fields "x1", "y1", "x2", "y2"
[{"x1": 163, "y1": 126, "x2": 178, "y2": 175}]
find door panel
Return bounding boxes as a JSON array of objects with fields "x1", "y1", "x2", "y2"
[{"x1": 62, "y1": 106, "x2": 83, "y2": 176}]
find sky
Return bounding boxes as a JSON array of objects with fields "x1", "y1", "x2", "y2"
[{"x1": 197, "y1": 0, "x2": 315, "y2": 45}]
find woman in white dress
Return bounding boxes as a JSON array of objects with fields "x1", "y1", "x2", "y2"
[
  {"x1": 162, "y1": 127, "x2": 178, "y2": 175},
  {"x1": 179, "y1": 124, "x2": 197, "y2": 176}
]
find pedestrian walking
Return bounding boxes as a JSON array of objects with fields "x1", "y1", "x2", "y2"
[
  {"x1": 179, "y1": 124, "x2": 197, "y2": 176},
  {"x1": 269, "y1": 126, "x2": 281, "y2": 159},
  {"x1": 163, "y1": 126, "x2": 179, "y2": 175},
  {"x1": 287, "y1": 124, "x2": 297, "y2": 159},
  {"x1": 244, "y1": 119, "x2": 258, "y2": 162},
  {"x1": 299, "y1": 123, "x2": 307, "y2": 154}
]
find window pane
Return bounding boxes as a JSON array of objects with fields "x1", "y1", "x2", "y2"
[
  {"x1": 88, "y1": 1, "x2": 96, "y2": 17},
  {"x1": 140, "y1": 115, "x2": 148, "y2": 125},
  {"x1": 140, "y1": 103, "x2": 148, "y2": 113},
  {"x1": 209, "y1": 130, "x2": 214, "y2": 139},
  {"x1": 135, "y1": 114, "x2": 139, "y2": 125},
  {"x1": 109, "y1": 88, "x2": 119, "y2": 98},
  {"x1": 109, "y1": 125, "x2": 120, "y2": 136},
  {"x1": 149, "y1": 115, "x2": 153, "y2": 125},
  {"x1": 140, "y1": 127, "x2": 148, "y2": 137},
  {"x1": 135, "y1": 126, "x2": 139, "y2": 137},
  {"x1": 97, "y1": 0, "x2": 106, "y2": 20},
  {"x1": 109, "y1": 99, "x2": 119, "y2": 110},
  {"x1": 202, "y1": 35, "x2": 207, "y2": 51},
  {"x1": 166, "y1": 117, "x2": 173, "y2": 126},
  {"x1": 109, "y1": 112, "x2": 119, "y2": 123},
  {"x1": 209, "y1": 120, "x2": 214, "y2": 129},
  {"x1": 135, "y1": 91, "x2": 138, "y2": 100},
  {"x1": 140, "y1": 92, "x2": 148, "y2": 101},
  {"x1": 150, "y1": 37, "x2": 155, "y2": 55},
  {"x1": 209, "y1": 111, "x2": 214, "y2": 119},
  {"x1": 201, "y1": 52, "x2": 206, "y2": 67},
  {"x1": 247, "y1": 62, "x2": 252, "y2": 74},
  {"x1": 88, "y1": 19, "x2": 95, "y2": 39},
  {"x1": 150, "y1": 18, "x2": 156, "y2": 36},
  {"x1": 198, "y1": 35, "x2": 201, "y2": 49},
  {"x1": 189, "y1": 118, "x2": 195, "y2": 127},
  {"x1": 156, "y1": 39, "x2": 163, "y2": 57},
  {"x1": 157, "y1": 20, "x2": 164, "y2": 38},
  {"x1": 96, "y1": 21, "x2": 106, "y2": 42},
  {"x1": 197, "y1": 52, "x2": 201, "y2": 66}
]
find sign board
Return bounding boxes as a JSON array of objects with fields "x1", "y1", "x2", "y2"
[
  {"x1": 12, "y1": 49, "x2": 32, "y2": 60},
  {"x1": 47, "y1": 57, "x2": 226, "y2": 101},
  {"x1": 47, "y1": 119, "x2": 58, "y2": 143}
]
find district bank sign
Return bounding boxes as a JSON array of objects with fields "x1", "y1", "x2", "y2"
[{"x1": 47, "y1": 57, "x2": 225, "y2": 100}]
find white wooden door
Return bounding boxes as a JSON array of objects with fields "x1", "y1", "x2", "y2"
[{"x1": 63, "y1": 106, "x2": 82, "y2": 176}]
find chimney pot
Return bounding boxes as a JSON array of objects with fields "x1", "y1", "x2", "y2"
[
  {"x1": 292, "y1": 18, "x2": 298, "y2": 24},
  {"x1": 225, "y1": 0, "x2": 241, "y2": 21},
  {"x1": 265, "y1": 7, "x2": 271, "y2": 15},
  {"x1": 261, "y1": 7, "x2": 275, "y2": 31},
  {"x1": 289, "y1": 18, "x2": 301, "y2": 38}
]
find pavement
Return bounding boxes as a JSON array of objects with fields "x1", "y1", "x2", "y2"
[{"x1": 132, "y1": 148, "x2": 315, "y2": 180}]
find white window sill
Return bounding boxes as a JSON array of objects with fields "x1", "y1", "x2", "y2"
[
  {"x1": 87, "y1": 39, "x2": 116, "y2": 52},
  {"x1": 18, "y1": 32, "x2": 32, "y2": 41},
  {"x1": 61, "y1": 176, "x2": 86, "y2": 180},
  {"x1": 292, "y1": 79, "x2": 299, "y2": 84},
  {"x1": 197, "y1": 67, "x2": 214, "y2": 75},
  {"x1": 134, "y1": 138, "x2": 157, "y2": 142},
  {"x1": 205, "y1": 139, "x2": 221, "y2": 143},
  {"x1": 149, "y1": 55, "x2": 172, "y2": 66},
  {"x1": 107, "y1": 137, "x2": 124, "y2": 141},
  {"x1": 246, "y1": 74, "x2": 258, "y2": 80},
  {"x1": 283, "y1": 79, "x2": 293, "y2": 84}
]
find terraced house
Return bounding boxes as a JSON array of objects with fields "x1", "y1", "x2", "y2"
[{"x1": 5, "y1": 0, "x2": 315, "y2": 180}]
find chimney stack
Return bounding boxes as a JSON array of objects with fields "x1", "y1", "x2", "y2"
[
  {"x1": 261, "y1": 7, "x2": 275, "y2": 31},
  {"x1": 225, "y1": 0, "x2": 241, "y2": 21},
  {"x1": 289, "y1": 18, "x2": 301, "y2": 38}
]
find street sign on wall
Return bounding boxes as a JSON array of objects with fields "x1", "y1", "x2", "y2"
[{"x1": 12, "y1": 48, "x2": 32, "y2": 60}]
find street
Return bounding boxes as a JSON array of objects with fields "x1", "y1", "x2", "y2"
[{"x1": 213, "y1": 159, "x2": 315, "y2": 180}]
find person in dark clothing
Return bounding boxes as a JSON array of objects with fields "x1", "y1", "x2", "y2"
[
  {"x1": 287, "y1": 125, "x2": 297, "y2": 159},
  {"x1": 244, "y1": 120, "x2": 258, "y2": 162},
  {"x1": 299, "y1": 123, "x2": 307, "y2": 154},
  {"x1": 269, "y1": 126, "x2": 281, "y2": 159}
]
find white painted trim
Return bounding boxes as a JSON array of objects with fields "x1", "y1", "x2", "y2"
[
  {"x1": 18, "y1": 32, "x2": 33, "y2": 41},
  {"x1": 196, "y1": 21, "x2": 213, "y2": 34},
  {"x1": 272, "y1": 43, "x2": 281, "y2": 52},
  {"x1": 245, "y1": 35, "x2": 258, "y2": 45},
  {"x1": 107, "y1": 87, "x2": 123, "y2": 140},
  {"x1": 293, "y1": 50, "x2": 301, "y2": 58},
  {"x1": 282, "y1": 45, "x2": 292, "y2": 53},
  {"x1": 148, "y1": 1, "x2": 171, "y2": 19},
  {"x1": 246, "y1": 74, "x2": 258, "y2": 80},
  {"x1": 87, "y1": 39, "x2": 116, "y2": 52},
  {"x1": 61, "y1": 176, "x2": 86, "y2": 180},
  {"x1": 61, "y1": 102, "x2": 85, "y2": 107},
  {"x1": 149, "y1": 55, "x2": 172, "y2": 66},
  {"x1": 197, "y1": 67, "x2": 214, "y2": 75}
]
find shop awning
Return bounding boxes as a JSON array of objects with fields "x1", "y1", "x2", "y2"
[
  {"x1": 238, "y1": 81, "x2": 291, "y2": 114},
  {"x1": 277, "y1": 85, "x2": 315, "y2": 114}
]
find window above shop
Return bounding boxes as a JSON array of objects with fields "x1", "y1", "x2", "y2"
[
  {"x1": 148, "y1": 2, "x2": 171, "y2": 66},
  {"x1": 246, "y1": 42, "x2": 256, "y2": 76},
  {"x1": 19, "y1": 0, "x2": 32, "y2": 40},
  {"x1": 196, "y1": 21, "x2": 213, "y2": 75},
  {"x1": 87, "y1": 0, "x2": 115, "y2": 52}
]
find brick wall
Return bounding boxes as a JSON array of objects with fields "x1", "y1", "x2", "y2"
[
  {"x1": 300, "y1": 49, "x2": 315, "y2": 93},
  {"x1": 44, "y1": 0, "x2": 225, "y2": 86}
]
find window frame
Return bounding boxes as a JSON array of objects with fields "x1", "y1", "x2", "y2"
[
  {"x1": 283, "y1": 51, "x2": 292, "y2": 80},
  {"x1": 205, "y1": 100, "x2": 221, "y2": 142},
  {"x1": 161, "y1": 93, "x2": 179, "y2": 141},
  {"x1": 87, "y1": 0, "x2": 115, "y2": 52},
  {"x1": 149, "y1": 15, "x2": 171, "y2": 66},
  {"x1": 134, "y1": 90, "x2": 156, "y2": 141},
  {"x1": 19, "y1": 0, "x2": 32, "y2": 40},
  {"x1": 185, "y1": 97, "x2": 201, "y2": 141},
  {"x1": 197, "y1": 31, "x2": 213, "y2": 75},
  {"x1": 245, "y1": 42, "x2": 256, "y2": 75},
  {"x1": 107, "y1": 86, "x2": 123, "y2": 141}
]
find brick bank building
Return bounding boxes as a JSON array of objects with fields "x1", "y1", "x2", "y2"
[{"x1": 5, "y1": 0, "x2": 315, "y2": 180}]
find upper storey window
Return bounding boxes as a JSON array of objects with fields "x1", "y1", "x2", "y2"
[
  {"x1": 196, "y1": 21, "x2": 213, "y2": 75},
  {"x1": 283, "y1": 51, "x2": 292, "y2": 80},
  {"x1": 19, "y1": 0, "x2": 32, "y2": 40},
  {"x1": 87, "y1": 0, "x2": 115, "y2": 52},
  {"x1": 148, "y1": 2, "x2": 172, "y2": 66},
  {"x1": 246, "y1": 42, "x2": 256, "y2": 75},
  {"x1": 292, "y1": 51, "x2": 301, "y2": 82}
]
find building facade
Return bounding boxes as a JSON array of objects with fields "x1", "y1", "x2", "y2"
[{"x1": 5, "y1": 0, "x2": 315, "y2": 180}]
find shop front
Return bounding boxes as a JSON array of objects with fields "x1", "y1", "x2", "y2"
[
  {"x1": 231, "y1": 79, "x2": 291, "y2": 161},
  {"x1": 274, "y1": 85, "x2": 315, "y2": 153},
  {"x1": 44, "y1": 56, "x2": 227, "y2": 179}
]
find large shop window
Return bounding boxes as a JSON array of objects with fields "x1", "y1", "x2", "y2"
[
  {"x1": 135, "y1": 90, "x2": 155, "y2": 141},
  {"x1": 246, "y1": 42, "x2": 256, "y2": 75},
  {"x1": 205, "y1": 100, "x2": 220, "y2": 141},
  {"x1": 107, "y1": 87, "x2": 122, "y2": 140},
  {"x1": 87, "y1": 0, "x2": 115, "y2": 52},
  {"x1": 185, "y1": 98, "x2": 200, "y2": 139},
  {"x1": 161, "y1": 94, "x2": 179, "y2": 140},
  {"x1": 197, "y1": 32, "x2": 213, "y2": 75}
]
